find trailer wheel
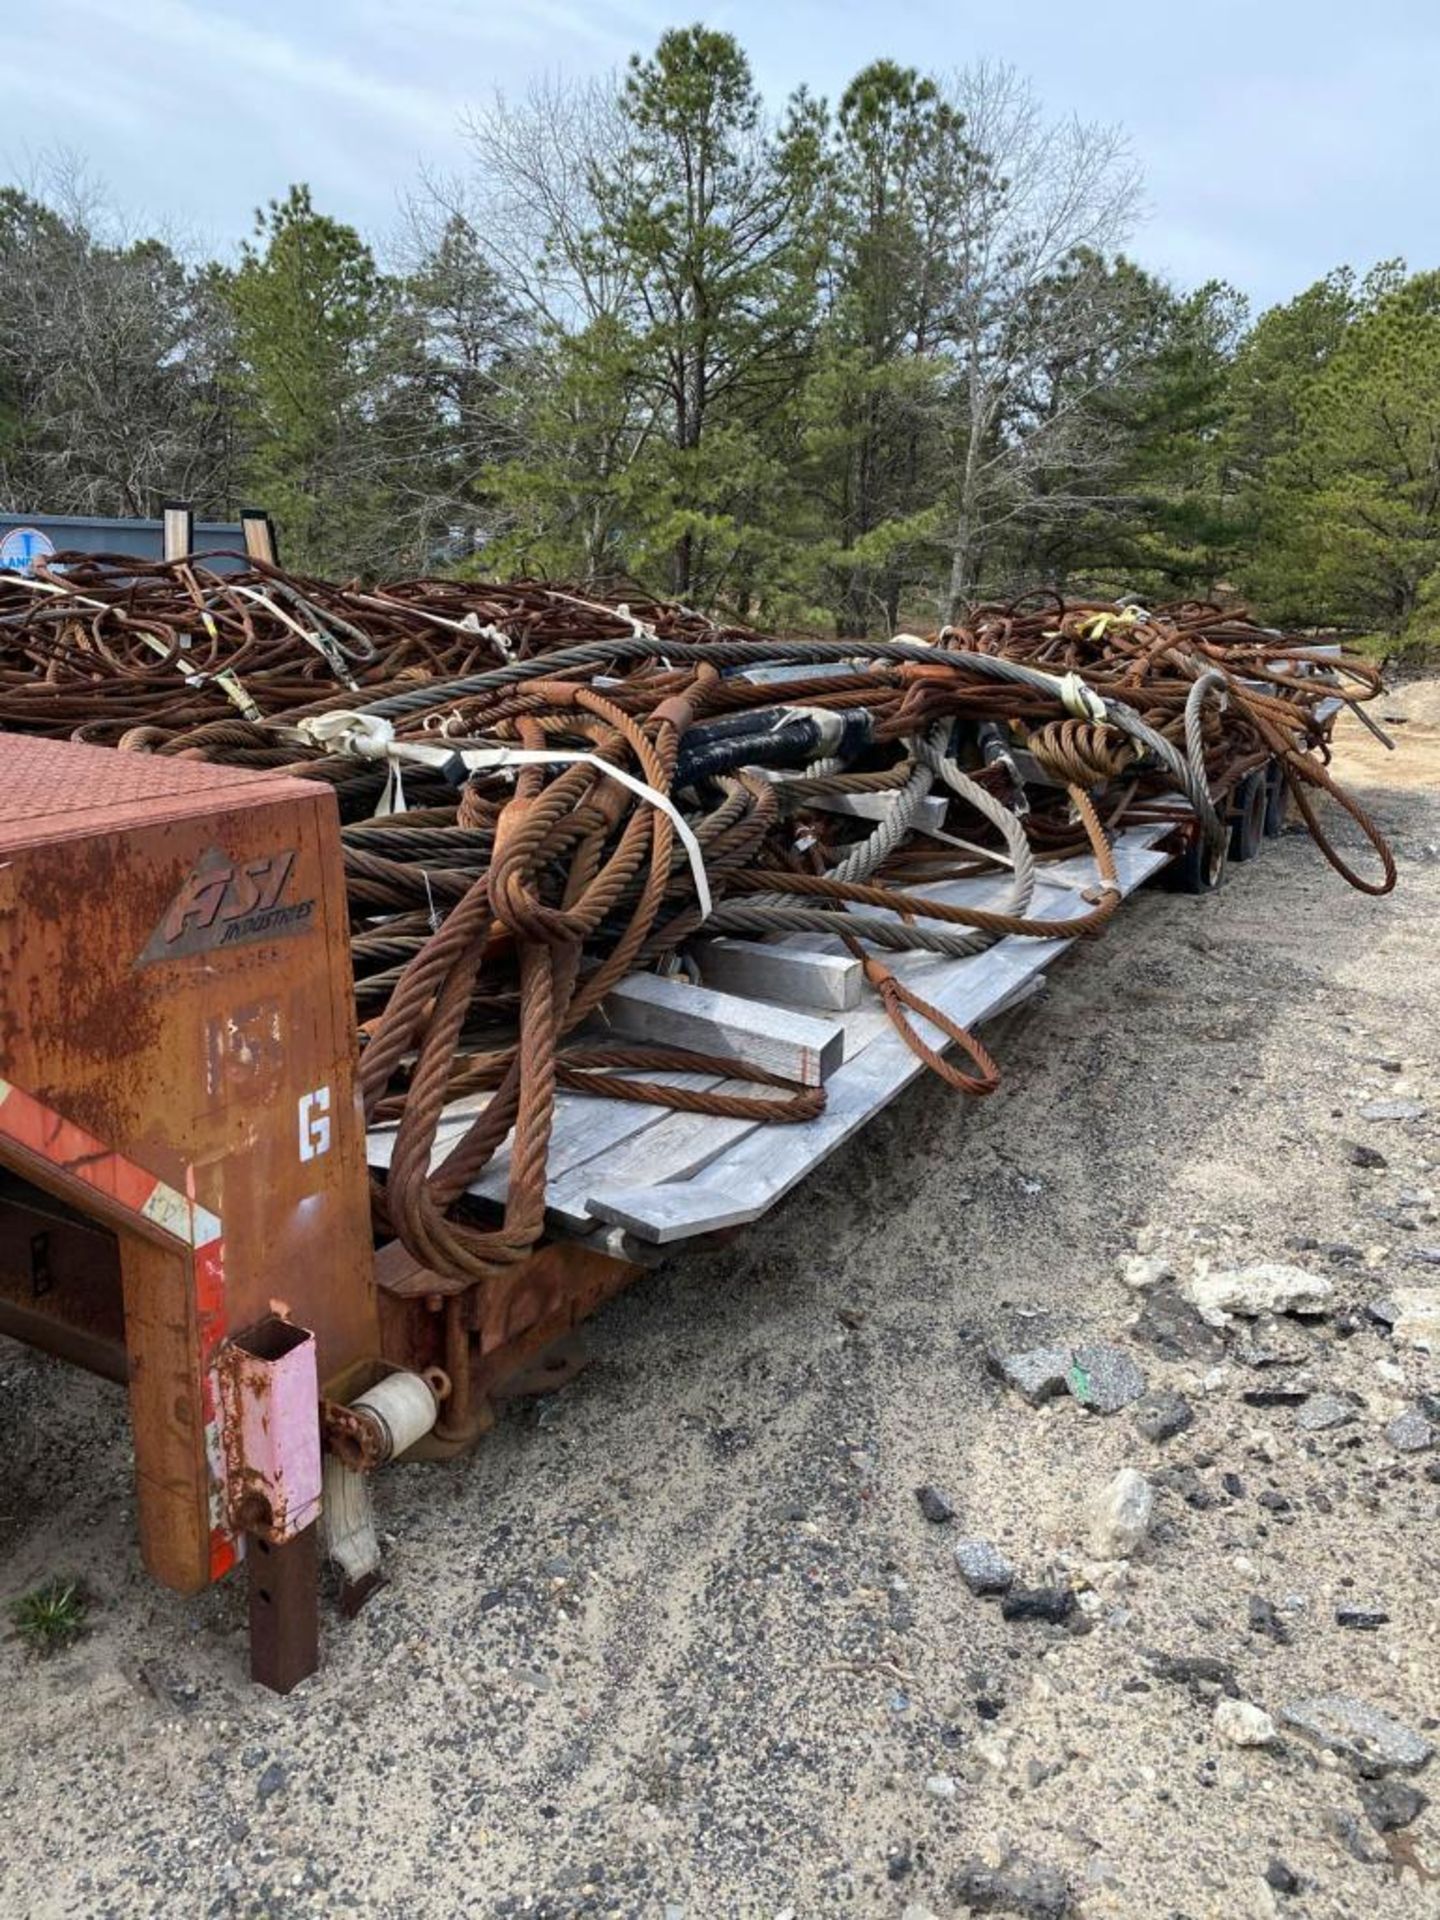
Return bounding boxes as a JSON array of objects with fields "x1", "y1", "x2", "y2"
[
  {"x1": 1263, "y1": 759, "x2": 1291, "y2": 838},
  {"x1": 1168, "y1": 830, "x2": 1228, "y2": 895},
  {"x1": 1229, "y1": 767, "x2": 1267, "y2": 862}
]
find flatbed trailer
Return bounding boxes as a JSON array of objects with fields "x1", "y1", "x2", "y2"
[{"x1": 0, "y1": 575, "x2": 1372, "y2": 1693}]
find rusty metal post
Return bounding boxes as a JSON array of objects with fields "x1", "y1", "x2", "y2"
[
  {"x1": 218, "y1": 1314, "x2": 325, "y2": 1692},
  {"x1": 246, "y1": 1526, "x2": 319, "y2": 1693}
]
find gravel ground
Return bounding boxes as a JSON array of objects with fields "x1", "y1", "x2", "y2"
[{"x1": 2, "y1": 684, "x2": 1438, "y2": 1920}]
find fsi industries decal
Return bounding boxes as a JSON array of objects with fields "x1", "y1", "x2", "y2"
[{"x1": 138, "y1": 846, "x2": 316, "y2": 965}]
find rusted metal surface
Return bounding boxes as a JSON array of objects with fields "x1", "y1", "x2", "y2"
[
  {"x1": 245, "y1": 1524, "x2": 319, "y2": 1695},
  {"x1": 0, "y1": 1170, "x2": 127, "y2": 1378},
  {"x1": 321, "y1": 1397, "x2": 387, "y2": 1474},
  {"x1": 0, "y1": 735, "x2": 380, "y2": 1595}
]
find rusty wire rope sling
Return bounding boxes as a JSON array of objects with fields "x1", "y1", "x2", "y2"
[
  {"x1": 0, "y1": 561, "x2": 1398, "y2": 1398},
  {"x1": 274, "y1": 634, "x2": 1246, "y2": 1354}
]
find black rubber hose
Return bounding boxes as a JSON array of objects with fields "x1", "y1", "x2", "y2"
[{"x1": 675, "y1": 719, "x2": 824, "y2": 787}]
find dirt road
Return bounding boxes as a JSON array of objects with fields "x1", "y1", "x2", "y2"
[{"x1": 2, "y1": 684, "x2": 1437, "y2": 1919}]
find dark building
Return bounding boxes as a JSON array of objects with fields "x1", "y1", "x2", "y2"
[{"x1": 0, "y1": 511, "x2": 248, "y2": 575}]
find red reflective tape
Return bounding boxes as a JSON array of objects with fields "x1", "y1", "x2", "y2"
[{"x1": 0, "y1": 1079, "x2": 171, "y2": 1220}]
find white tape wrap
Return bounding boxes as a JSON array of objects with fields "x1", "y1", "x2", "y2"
[
  {"x1": 349, "y1": 1371, "x2": 439, "y2": 1462},
  {"x1": 294, "y1": 715, "x2": 714, "y2": 920}
]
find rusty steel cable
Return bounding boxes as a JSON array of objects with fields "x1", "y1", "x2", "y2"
[{"x1": 0, "y1": 558, "x2": 1399, "y2": 1326}]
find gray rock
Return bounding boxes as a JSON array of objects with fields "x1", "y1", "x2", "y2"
[
  {"x1": 1133, "y1": 1389, "x2": 1194, "y2": 1443},
  {"x1": 951, "y1": 1855, "x2": 1072, "y2": 1919},
  {"x1": 1336, "y1": 1607, "x2": 1390, "y2": 1632},
  {"x1": 1348, "y1": 1142, "x2": 1388, "y2": 1169},
  {"x1": 989, "y1": 1346, "x2": 1073, "y2": 1406},
  {"x1": 1001, "y1": 1586, "x2": 1076, "y2": 1626},
  {"x1": 1360, "y1": 1779, "x2": 1428, "y2": 1831},
  {"x1": 1360, "y1": 1098, "x2": 1428, "y2": 1122},
  {"x1": 1248, "y1": 1594, "x2": 1291, "y2": 1645},
  {"x1": 1088, "y1": 1467, "x2": 1154, "y2": 1558},
  {"x1": 915, "y1": 1483, "x2": 956, "y2": 1524},
  {"x1": 1321, "y1": 1806, "x2": 1387, "y2": 1864},
  {"x1": 256, "y1": 1761, "x2": 287, "y2": 1804},
  {"x1": 1130, "y1": 1282, "x2": 1226, "y2": 1360},
  {"x1": 1067, "y1": 1345, "x2": 1146, "y2": 1414},
  {"x1": 1385, "y1": 1408, "x2": 1437, "y2": 1453},
  {"x1": 1296, "y1": 1393, "x2": 1359, "y2": 1432},
  {"x1": 954, "y1": 1537, "x2": 1015, "y2": 1597},
  {"x1": 1242, "y1": 1379, "x2": 1315, "y2": 1408},
  {"x1": 1281, "y1": 1693, "x2": 1435, "y2": 1776},
  {"x1": 1264, "y1": 1859, "x2": 1300, "y2": 1896},
  {"x1": 1148, "y1": 1651, "x2": 1240, "y2": 1700}
]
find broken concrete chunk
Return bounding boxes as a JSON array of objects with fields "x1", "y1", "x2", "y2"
[
  {"x1": 1295, "y1": 1393, "x2": 1359, "y2": 1432},
  {"x1": 1087, "y1": 1468, "x2": 1154, "y2": 1559},
  {"x1": 1388, "y1": 1288, "x2": 1440, "y2": 1352},
  {"x1": 989, "y1": 1346, "x2": 1073, "y2": 1406},
  {"x1": 1385, "y1": 1408, "x2": 1436, "y2": 1453},
  {"x1": 1186, "y1": 1262, "x2": 1334, "y2": 1326},
  {"x1": 1281, "y1": 1693, "x2": 1434, "y2": 1777},
  {"x1": 954, "y1": 1538, "x2": 1015, "y2": 1597},
  {"x1": 1359, "y1": 1099, "x2": 1428, "y2": 1122},
  {"x1": 1067, "y1": 1345, "x2": 1146, "y2": 1414},
  {"x1": 1215, "y1": 1698, "x2": 1278, "y2": 1747},
  {"x1": 1118, "y1": 1253, "x2": 1173, "y2": 1291}
]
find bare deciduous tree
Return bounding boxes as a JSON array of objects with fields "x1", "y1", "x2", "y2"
[
  {"x1": 938, "y1": 65, "x2": 1143, "y2": 613},
  {"x1": 0, "y1": 154, "x2": 244, "y2": 519}
]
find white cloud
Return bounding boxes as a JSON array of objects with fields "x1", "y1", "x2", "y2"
[{"x1": 4, "y1": 0, "x2": 1437, "y2": 305}]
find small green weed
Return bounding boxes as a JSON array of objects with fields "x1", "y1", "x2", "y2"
[{"x1": 9, "y1": 1577, "x2": 90, "y2": 1655}]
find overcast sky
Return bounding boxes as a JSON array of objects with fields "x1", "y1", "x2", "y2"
[{"x1": 7, "y1": 0, "x2": 1437, "y2": 309}]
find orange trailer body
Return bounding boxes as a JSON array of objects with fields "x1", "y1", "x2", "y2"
[{"x1": 0, "y1": 737, "x2": 379, "y2": 1595}]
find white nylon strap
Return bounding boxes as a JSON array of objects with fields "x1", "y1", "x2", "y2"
[
  {"x1": 1050, "y1": 670, "x2": 1109, "y2": 725},
  {"x1": 295, "y1": 716, "x2": 713, "y2": 920},
  {"x1": 458, "y1": 745, "x2": 712, "y2": 922},
  {"x1": 8, "y1": 577, "x2": 108, "y2": 611}
]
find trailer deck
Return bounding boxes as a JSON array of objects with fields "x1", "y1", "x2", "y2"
[{"x1": 365, "y1": 823, "x2": 1173, "y2": 1248}]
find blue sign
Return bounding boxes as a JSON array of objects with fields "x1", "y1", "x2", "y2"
[{"x1": 0, "y1": 526, "x2": 56, "y2": 574}]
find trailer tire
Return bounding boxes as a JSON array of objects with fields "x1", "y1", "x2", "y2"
[
  {"x1": 1229, "y1": 767, "x2": 1267, "y2": 862},
  {"x1": 1263, "y1": 759, "x2": 1291, "y2": 838},
  {"x1": 1167, "y1": 830, "x2": 1228, "y2": 895}
]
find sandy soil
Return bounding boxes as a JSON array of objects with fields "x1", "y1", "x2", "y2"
[{"x1": 2, "y1": 684, "x2": 1438, "y2": 1920}]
